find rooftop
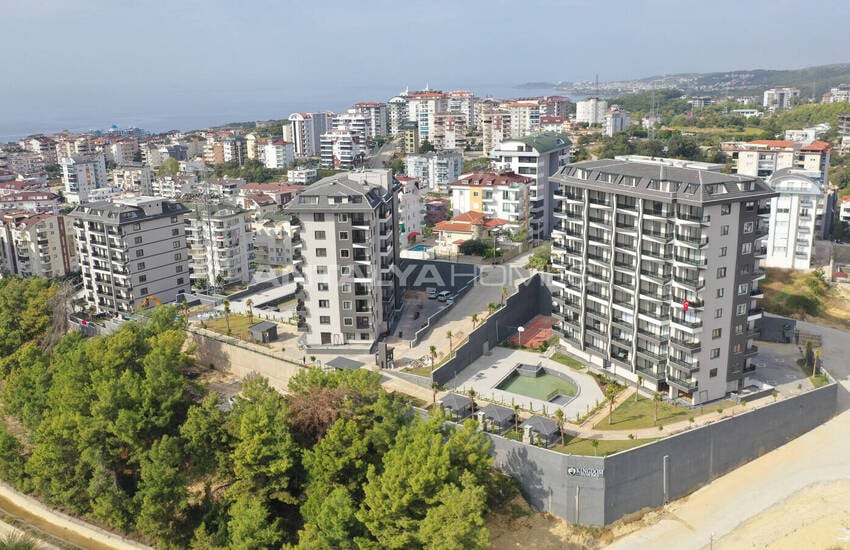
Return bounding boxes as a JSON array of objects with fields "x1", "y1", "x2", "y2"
[
  {"x1": 495, "y1": 131, "x2": 572, "y2": 153},
  {"x1": 451, "y1": 172, "x2": 533, "y2": 188}
]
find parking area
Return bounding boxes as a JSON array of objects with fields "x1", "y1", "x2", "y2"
[{"x1": 750, "y1": 340, "x2": 814, "y2": 396}]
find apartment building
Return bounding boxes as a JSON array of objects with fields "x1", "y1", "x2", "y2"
[
  {"x1": 0, "y1": 191, "x2": 60, "y2": 214},
  {"x1": 284, "y1": 170, "x2": 401, "y2": 349},
  {"x1": 184, "y1": 202, "x2": 253, "y2": 287},
  {"x1": 112, "y1": 164, "x2": 152, "y2": 193},
  {"x1": 71, "y1": 197, "x2": 191, "y2": 314},
  {"x1": 108, "y1": 141, "x2": 138, "y2": 165},
  {"x1": 576, "y1": 97, "x2": 608, "y2": 124},
  {"x1": 288, "y1": 112, "x2": 330, "y2": 157},
  {"x1": 822, "y1": 84, "x2": 850, "y2": 103},
  {"x1": 399, "y1": 121, "x2": 420, "y2": 154},
  {"x1": 504, "y1": 100, "x2": 544, "y2": 138},
  {"x1": 722, "y1": 139, "x2": 831, "y2": 183},
  {"x1": 424, "y1": 198, "x2": 449, "y2": 225},
  {"x1": 388, "y1": 95, "x2": 409, "y2": 136},
  {"x1": 406, "y1": 89, "x2": 448, "y2": 144},
  {"x1": 396, "y1": 176, "x2": 425, "y2": 240},
  {"x1": 288, "y1": 168, "x2": 318, "y2": 184},
  {"x1": 0, "y1": 210, "x2": 77, "y2": 278},
  {"x1": 152, "y1": 175, "x2": 197, "y2": 198},
  {"x1": 320, "y1": 128, "x2": 366, "y2": 169},
  {"x1": 206, "y1": 178, "x2": 246, "y2": 200},
  {"x1": 762, "y1": 168, "x2": 834, "y2": 270},
  {"x1": 763, "y1": 87, "x2": 800, "y2": 111},
  {"x1": 550, "y1": 159, "x2": 776, "y2": 405},
  {"x1": 21, "y1": 136, "x2": 58, "y2": 165},
  {"x1": 61, "y1": 153, "x2": 108, "y2": 203},
  {"x1": 252, "y1": 213, "x2": 300, "y2": 276},
  {"x1": 481, "y1": 110, "x2": 510, "y2": 156},
  {"x1": 404, "y1": 150, "x2": 464, "y2": 191},
  {"x1": 354, "y1": 102, "x2": 388, "y2": 139},
  {"x1": 262, "y1": 141, "x2": 295, "y2": 169},
  {"x1": 432, "y1": 112, "x2": 470, "y2": 150},
  {"x1": 490, "y1": 132, "x2": 571, "y2": 239},
  {"x1": 449, "y1": 172, "x2": 532, "y2": 237},
  {"x1": 333, "y1": 110, "x2": 372, "y2": 144},
  {"x1": 6, "y1": 152, "x2": 44, "y2": 176},
  {"x1": 604, "y1": 108, "x2": 632, "y2": 137}
]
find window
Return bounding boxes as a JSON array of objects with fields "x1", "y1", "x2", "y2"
[
  {"x1": 313, "y1": 213, "x2": 325, "y2": 222},
  {"x1": 317, "y1": 266, "x2": 328, "y2": 275},
  {"x1": 742, "y1": 242, "x2": 752, "y2": 255},
  {"x1": 176, "y1": 265, "x2": 183, "y2": 273},
  {"x1": 171, "y1": 216, "x2": 178, "y2": 223},
  {"x1": 173, "y1": 240, "x2": 181, "y2": 248},
  {"x1": 712, "y1": 328, "x2": 721, "y2": 339},
  {"x1": 174, "y1": 253, "x2": 182, "y2": 261},
  {"x1": 133, "y1": 223, "x2": 141, "y2": 230},
  {"x1": 715, "y1": 308, "x2": 723, "y2": 319},
  {"x1": 709, "y1": 368, "x2": 718, "y2": 378},
  {"x1": 337, "y1": 214, "x2": 348, "y2": 222},
  {"x1": 340, "y1": 249, "x2": 350, "y2": 258},
  {"x1": 743, "y1": 222, "x2": 754, "y2": 234},
  {"x1": 340, "y1": 266, "x2": 351, "y2": 276},
  {"x1": 316, "y1": 248, "x2": 327, "y2": 257},
  {"x1": 716, "y1": 288, "x2": 724, "y2": 298},
  {"x1": 717, "y1": 267, "x2": 726, "y2": 278},
  {"x1": 172, "y1": 228, "x2": 179, "y2": 236},
  {"x1": 736, "y1": 303, "x2": 747, "y2": 315},
  {"x1": 339, "y1": 231, "x2": 349, "y2": 240},
  {"x1": 721, "y1": 204, "x2": 731, "y2": 215},
  {"x1": 314, "y1": 230, "x2": 326, "y2": 239},
  {"x1": 710, "y1": 348, "x2": 720, "y2": 359},
  {"x1": 137, "y1": 262, "x2": 145, "y2": 270},
  {"x1": 318, "y1": 300, "x2": 330, "y2": 308},
  {"x1": 721, "y1": 225, "x2": 729, "y2": 236},
  {"x1": 733, "y1": 343, "x2": 743, "y2": 353},
  {"x1": 741, "y1": 263, "x2": 751, "y2": 274},
  {"x1": 720, "y1": 246, "x2": 727, "y2": 257},
  {"x1": 177, "y1": 277, "x2": 185, "y2": 285},
  {"x1": 341, "y1": 284, "x2": 351, "y2": 293},
  {"x1": 318, "y1": 283, "x2": 329, "y2": 291},
  {"x1": 343, "y1": 301, "x2": 352, "y2": 310},
  {"x1": 134, "y1": 236, "x2": 143, "y2": 244},
  {"x1": 139, "y1": 275, "x2": 147, "y2": 283},
  {"x1": 343, "y1": 317, "x2": 353, "y2": 326},
  {"x1": 319, "y1": 316, "x2": 331, "y2": 325},
  {"x1": 735, "y1": 323, "x2": 744, "y2": 334},
  {"x1": 136, "y1": 249, "x2": 144, "y2": 257}
]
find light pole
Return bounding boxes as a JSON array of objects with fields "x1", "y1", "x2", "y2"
[
  {"x1": 491, "y1": 228, "x2": 500, "y2": 266},
  {"x1": 517, "y1": 326, "x2": 525, "y2": 348}
]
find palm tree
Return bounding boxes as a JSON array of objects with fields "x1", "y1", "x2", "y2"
[
  {"x1": 605, "y1": 384, "x2": 619, "y2": 425},
  {"x1": 468, "y1": 388, "x2": 477, "y2": 415},
  {"x1": 215, "y1": 273, "x2": 224, "y2": 290},
  {"x1": 554, "y1": 408, "x2": 565, "y2": 446},
  {"x1": 501, "y1": 286, "x2": 508, "y2": 305},
  {"x1": 246, "y1": 298, "x2": 254, "y2": 325},
  {"x1": 429, "y1": 345, "x2": 438, "y2": 371},
  {"x1": 223, "y1": 299, "x2": 231, "y2": 334},
  {"x1": 513, "y1": 404, "x2": 520, "y2": 434},
  {"x1": 653, "y1": 392, "x2": 662, "y2": 424},
  {"x1": 471, "y1": 313, "x2": 479, "y2": 328},
  {"x1": 431, "y1": 382, "x2": 439, "y2": 405},
  {"x1": 447, "y1": 330, "x2": 453, "y2": 352},
  {"x1": 488, "y1": 303, "x2": 497, "y2": 315},
  {"x1": 591, "y1": 438, "x2": 600, "y2": 456},
  {"x1": 635, "y1": 375, "x2": 643, "y2": 402}
]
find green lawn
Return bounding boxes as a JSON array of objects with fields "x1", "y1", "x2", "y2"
[
  {"x1": 811, "y1": 374, "x2": 830, "y2": 388},
  {"x1": 593, "y1": 396, "x2": 694, "y2": 430},
  {"x1": 553, "y1": 437, "x2": 656, "y2": 456},
  {"x1": 550, "y1": 352, "x2": 584, "y2": 371},
  {"x1": 404, "y1": 365, "x2": 433, "y2": 378},
  {"x1": 204, "y1": 314, "x2": 255, "y2": 341}
]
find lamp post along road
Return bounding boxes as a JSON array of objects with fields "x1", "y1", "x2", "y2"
[{"x1": 517, "y1": 326, "x2": 525, "y2": 348}]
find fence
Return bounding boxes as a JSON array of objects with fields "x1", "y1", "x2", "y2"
[{"x1": 410, "y1": 273, "x2": 481, "y2": 347}]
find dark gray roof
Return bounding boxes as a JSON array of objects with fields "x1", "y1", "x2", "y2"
[
  {"x1": 325, "y1": 356, "x2": 365, "y2": 370},
  {"x1": 285, "y1": 172, "x2": 393, "y2": 213},
  {"x1": 480, "y1": 403, "x2": 514, "y2": 423},
  {"x1": 439, "y1": 393, "x2": 472, "y2": 412},
  {"x1": 553, "y1": 159, "x2": 777, "y2": 206},
  {"x1": 520, "y1": 415, "x2": 558, "y2": 435},
  {"x1": 249, "y1": 320, "x2": 278, "y2": 332},
  {"x1": 70, "y1": 199, "x2": 188, "y2": 224}
]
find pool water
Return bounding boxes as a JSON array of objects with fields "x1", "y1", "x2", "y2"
[
  {"x1": 497, "y1": 372, "x2": 578, "y2": 401},
  {"x1": 409, "y1": 244, "x2": 433, "y2": 252}
]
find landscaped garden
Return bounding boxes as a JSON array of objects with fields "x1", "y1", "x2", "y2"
[
  {"x1": 204, "y1": 313, "x2": 254, "y2": 340},
  {"x1": 550, "y1": 352, "x2": 585, "y2": 371},
  {"x1": 553, "y1": 436, "x2": 657, "y2": 456}
]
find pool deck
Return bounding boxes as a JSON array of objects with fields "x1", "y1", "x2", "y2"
[{"x1": 449, "y1": 347, "x2": 605, "y2": 421}]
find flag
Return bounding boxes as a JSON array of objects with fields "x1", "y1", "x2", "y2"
[{"x1": 683, "y1": 299, "x2": 689, "y2": 312}]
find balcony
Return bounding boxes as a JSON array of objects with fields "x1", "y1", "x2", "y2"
[
  {"x1": 669, "y1": 356, "x2": 699, "y2": 374},
  {"x1": 639, "y1": 270, "x2": 670, "y2": 285},
  {"x1": 638, "y1": 308, "x2": 667, "y2": 322},
  {"x1": 616, "y1": 201, "x2": 638, "y2": 212},
  {"x1": 636, "y1": 367, "x2": 664, "y2": 382},
  {"x1": 747, "y1": 308, "x2": 764, "y2": 321},
  {"x1": 636, "y1": 347, "x2": 667, "y2": 362},
  {"x1": 674, "y1": 255, "x2": 707, "y2": 267},
  {"x1": 667, "y1": 376, "x2": 698, "y2": 393},
  {"x1": 671, "y1": 316, "x2": 703, "y2": 331},
  {"x1": 637, "y1": 327, "x2": 668, "y2": 343},
  {"x1": 643, "y1": 208, "x2": 669, "y2": 220},
  {"x1": 675, "y1": 233, "x2": 709, "y2": 247},
  {"x1": 611, "y1": 316, "x2": 633, "y2": 329},
  {"x1": 669, "y1": 337, "x2": 701, "y2": 353},
  {"x1": 643, "y1": 229, "x2": 673, "y2": 243},
  {"x1": 616, "y1": 221, "x2": 637, "y2": 233},
  {"x1": 744, "y1": 345, "x2": 759, "y2": 357},
  {"x1": 673, "y1": 274, "x2": 705, "y2": 290},
  {"x1": 676, "y1": 211, "x2": 703, "y2": 223},
  {"x1": 642, "y1": 248, "x2": 669, "y2": 261},
  {"x1": 754, "y1": 246, "x2": 767, "y2": 259}
]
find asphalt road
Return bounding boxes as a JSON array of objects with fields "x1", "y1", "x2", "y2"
[{"x1": 366, "y1": 139, "x2": 398, "y2": 169}]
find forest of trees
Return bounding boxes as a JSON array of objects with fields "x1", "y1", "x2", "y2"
[{"x1": 0, "y1": 277, "x2": 500, "y2": 549}]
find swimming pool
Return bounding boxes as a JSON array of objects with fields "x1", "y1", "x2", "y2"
[
  {"x1": 496, "y1": 365, "x2": 578, "y2": 404},
  {"x1": 409, "y1": 244, "x2": 433, "y2": 252}
]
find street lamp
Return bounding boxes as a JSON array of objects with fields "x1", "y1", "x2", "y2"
[
  {"x1": 491, "y1": 228, "x2": 501, "y2": 266},
  {"x1": 517, "y1": 326, "x2": 525, "y2": 348}
]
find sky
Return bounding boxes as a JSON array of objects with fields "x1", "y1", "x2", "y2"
[{"x1": 2, "y1": 0, "x2": 850, "y2": 137}]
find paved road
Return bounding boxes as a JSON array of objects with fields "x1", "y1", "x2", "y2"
[
  {"x1": 607, "y1": 316, "x2": 850, "y2": 549},
  {"x1": 366, "y1": 139, "x2": 397, "y2": 169}
]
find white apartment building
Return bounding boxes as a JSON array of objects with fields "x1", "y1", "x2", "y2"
[
  {"x1": 185, "y1": 202, "x2": 253, "y2": 287},
  {"x1": 0, "y1": 210, "x2": 78, "y2": 278},
  {"x1": 551, "y1": 159, "x2": 776, "y2": 405},
  {"x1": 431, "y1": 113, "x2": 470, "y2": 151},
  {"x1": 489, "y1": 132, "x2": 571, "y2": 239},
  {"x1": 450, "y1": 172, "x2": 532, "y2": 237},
  {"x1": 504, "y1": 100, "x2": 543, "y2": 139},
  {"x1": 722, "y1": 139, "x2": 830, "y2": 182},
  {"x1": 388, "y1": 95, "x2": 409, "y2": 135},
  {"x1": 604, "y1": 108, "x2": 632, "y2": 137},
  {"x1": 332, "y1": 110, "x2": 371, "y2": 144},
  {"x1": 112, "y1": 164, "x2": 152, "y2": 194},
  {"x1": 71, "y1": 197, "x2": 191, "y2": 314},
  {"x1": 446, "y1": 91, "x2": 476, "y2": 127},
  {"x1": 481, "y1": 111, "x2": 510, "y2": 156},
  {"x1": 206, "y1": 178, "x2": 246, "y2": 200},
  {"x1": 784, "y1": 124, "x2": 830, "y2": 144},
  {"x1": 763, "y1": 87, "x2": 800, "y2": 111},
  {"x1": 22, "y1": 136, "x2": 58, "y2": 165},
  {"x1": 262, "y1": 141, "x2": 295, "y2": 169},
  {"x1": 284, "y1": 170, "x2": 401, "y2": 349},
  {"x1": 152, "y1": 175, "x2": 197, "y2": 199},
  {"x1": 61, "y1": 153, "x2": 108, "y2": 203},
  {"x1": 396, "y1": 176, "x2": 425, "y2": 241},
  {"x1": 0, "y1": 191, "x2": 60, "y2": 214},
  {"x1": 109, "y1": 141, "x2": 138, "y2": 165},
  {"x1": 320, "y1": 128, "x2": 366, "y2": 169},
  {"x1": 576, "y1": 97, "x2": 608, "y2": 124},
  {"x1": 354, "y1": 102, "x2": 388, "y2": 139},
  {"x1": 839, "y1": 196, "x2": 850, "y2": 223},
  {"x1": 404, "y1": 150, "x2": 464, "y2": 191},
  {"x1": 6, "y1": 153, "x2": 44, "y2": 176},
  {"x1": 823, "y1": 84, "x2": 850, "y2": 103},
  {"x1": 288, "y1": 112, "x2": 330, "y2": 157},
  {"x1": 288, "y1": 168, "x2": 318, "y2": 184},
  {"x1": 406, "y1": 90, "x2": 447, "y2": 144},
  {"x1": 762, "y1": 168, "x2": 833, "y2": 270},
  {"x1": 252, "y1": 213, "x2": 300, "y2": 276}
]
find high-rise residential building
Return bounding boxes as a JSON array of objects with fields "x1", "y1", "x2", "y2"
[
  {"x1": 388, "y1": 95, "x2": 409, "y2": 136},
  {"x1": 320, "y1": 128, "x2": 366, "y2": 169},
  {"x1": 206, "y1": 178, "x2": 246, "y2": 201},
  {"x1": 431, "y1": 113, "x2": 470, "y2": 150},
  {"x1": 722, "y1": 139, "x2": 830, "y2": 182},
  {"x1": 71, "y1": 197, "x2": 191, "y2": 314},
  {"x1": 285, "y1": 170, "x2": 401, "y2": 349},
  {"x1": 504, "y1": 100, "x2": 544, "y2": 138},
  {"x1": 576, "y1": 97, "x2": 608, "y2": 124},
  {"x1": 604, "y1": 108, "x2": 632, "y2": 137},
  {"x1": 288, "y1": 112, "x2": 330, "y2": 157},
  {"x1": 481, "y1": 111, "x2": 510, "y2": 156},
  {"x1": 252, "y1": 213, "x2": 301, "y2": 276},
  {"x1": 332, "y1": 110, "x2": 372, "y2": 144},
  {"x1": 61, "y1": 153, "x2": 108, "y2": 204},
  {"x1": 21, "y1": 136, "x2": 58, "y2": 165},
  {"x1": 406, "y1": 89, "x2": 447, "y2": 144},
  {"x1": 261, "y1": 141, "x2": 295, "y2": 169},
  {"x1": 395, "y1": 176, "x2": 425, "y2": 241},
  {"x1": 0, "y1": 210, "x2": 78, "y2": 278},
  {"x1": 0, "y1": 191, "x2": 60, "y2": 214},
  {"x1": 184, "y1": 202, "x2": 253, "y2": 287},
  {"x1": 763, "y1": 87, "x2": 800, "y2": 111},
  {"x1": 822, "y1": 84, "x2": 850, "y2": 103},
  {"x1": 354, "y1": 102, "x2": 388, "y2": 139},
  {"x1": 245, "y1": 133, "x2": 260, "y2": 160},
  {"x1": 399, "y1": 121, "x2": 419, "y2": 154},
  {"x1": 446, "y1": 90, "x2": 476, "y2": 127},
  {"x1": 550, "y1": 158, "x2": 776, "y2": 405},
  {"x1": 108, "y1": 141, "x2": 138, "y2": 165},
  {"x1": 112, "y1": 163, "x2": 153, "y2": 194},
  {"x1": 404, "y1": 150, "x2": 464, "y2": 191},
  {"x1": 490, "y1": 132, "x2": 571, "y2": 239},
  {"x1": 6, "y1": 152, "x2": 44, "y2": 176},
  {"x1": 449, "y1": 172, "x2": 533, "y2": 237},
  {"x1": 839, "y1": 114, "x2": 850, "y2": 138},
  {"x1": 762, "y1": 168, "x2": 834, "y2": 270}
]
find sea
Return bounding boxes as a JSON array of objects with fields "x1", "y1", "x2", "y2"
[{"x1": 0, "y1": 82, "x2": 577, "y2": 142}]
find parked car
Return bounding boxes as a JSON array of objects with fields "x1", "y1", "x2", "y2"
[
  {"x1": 437, "y1": 290, "x2": 452, "y2": 302},
  {"x1": 427, "y1": 289, "x2": 438, "y2": 299}
]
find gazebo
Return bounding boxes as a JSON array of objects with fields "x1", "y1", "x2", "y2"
[
  {"x1": 248, "y1": 320, "x2": 278, "y2": 343},
  {"x1": 438, "y1": 393, "x2": 473, "y2": 421},
  {"x1": 478, "y1": 403, "x2": 515, "y2": 433},
  {"x1": 520, "y1": 415, "x2": 559, "y2": 447}
]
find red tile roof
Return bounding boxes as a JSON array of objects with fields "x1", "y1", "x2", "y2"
[
  {"x1": 451, "y1": 172, "x2": 533, "y2": 187},
  {"x1": 749, "y1": 140, "x2": 797, "y2": 148},
  {"x1": 800, "y1": 140, "x2": 831, "y2": 152},
  {"x1": 435, "y1": 221, "x2": 475, "y2": 233}
]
